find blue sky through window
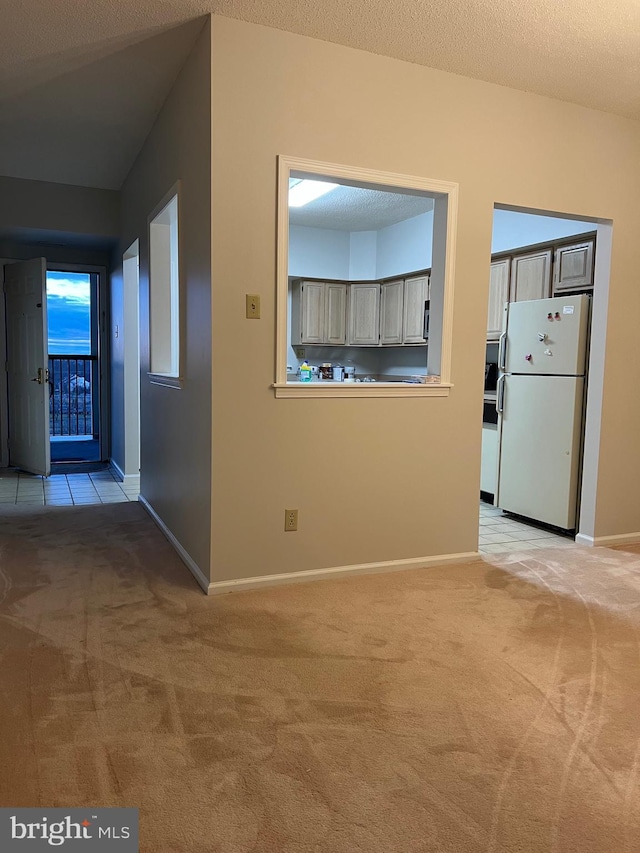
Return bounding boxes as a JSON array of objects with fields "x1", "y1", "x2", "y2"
[{"x1": 46, "y1": 272, "x2": 91, "y2": 355}]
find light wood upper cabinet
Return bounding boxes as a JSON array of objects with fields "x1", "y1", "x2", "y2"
[
  {"x1": 553, "y1": 240, "x2": 594, "y2": 292},
  {"x1": 324, "y1": 283, "x2": 347, "y2": 345},
  {"x1": 348, "y1": 283, "x2": 380, "y2": 346},
  {"x1": 487, "y1": 259, "x2": 510, "y2": 340},
  {"x1": 291, "y1": 280, "x2": 346, "y2": 345},
  {"x1": 509, "y1": 249, "x2": 552, "y2": 302},
  {"x1": 380, "y1": 280, "x2": 404, "y2": 345},
  {"x1": 403, "y1": 275, "x2": 430, "y2": 344},
  {"x1": 292, "y1": 275, "x2": 430, "y2": 349}
]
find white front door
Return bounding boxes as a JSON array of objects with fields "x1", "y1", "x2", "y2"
[{"x1": 4, "y1": 258, "x2": 51, "y2": 476}]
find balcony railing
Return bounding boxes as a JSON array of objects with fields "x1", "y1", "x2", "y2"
[{"x1": 48, "y1": 355, "x2": 97, "y2": 437}]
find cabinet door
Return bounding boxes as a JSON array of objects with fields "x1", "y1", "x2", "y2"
[
  {"x1": 348, "y1": 283, "x2": 380, "y2": 346},
  {"x1": 403, "y1": 275, "x2": 429, "y2": 343},
  {"x1": 553, "y1": 241, "x2": 594, "y2": 292},
  {"x1": 487, "y1": 259, "x2": 510, "y2": 340},
  {"x1": 324, "y1": 283, "x2": 347, "y2": 345},
  {"x1": 300, "y1": 281, "x2": 325, "y2": 344},
  {"x1": 380, "y1": 280, "x2": 404, "y2": 345},
  {"x1": 510, "y1": 249, "x2": 552, "y2": 302}
]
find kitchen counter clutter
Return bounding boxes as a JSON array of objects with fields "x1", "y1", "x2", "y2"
[
  {"x1": 287, "y1": 368, "x2": 439, "y2": 384},
  {"x1": 287, "y1": 338, "x2": 430, "y2": 385}
]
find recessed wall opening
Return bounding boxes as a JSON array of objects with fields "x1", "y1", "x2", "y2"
[
  {"x1": 275, "y1": 156, "x2": 458, "y2": 397},
  {"x1": 149, "y1": 192, "x2": 180, "y2": 382},
  {"x1": 479, "y1": 205, "x2": 610, "y2": 554},
  {"x1": 120, "y1": 239, "x2": 141, "y2": 480}
]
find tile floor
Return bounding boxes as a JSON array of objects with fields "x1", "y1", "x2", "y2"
[
  {"x1": 0, "y1": 468, "x2": 139, "y2": 506},
  {"x1": 479, "y1": 500, "x2": 574, "y2": 554},
  {"x1": 0, "y1": 476, "x2": 574, "y2": 548}
]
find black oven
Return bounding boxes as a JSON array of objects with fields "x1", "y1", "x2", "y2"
[{"x1": 483, "y1": 401, "x2": 498, "y2": 425}]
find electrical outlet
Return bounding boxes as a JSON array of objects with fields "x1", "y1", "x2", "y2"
[
  {"x1": 293, "y1": 346, "x2": 305, "y2": 359},
  {"x1": 246, "y1": 294, "x2": 261, "y2": 319},
  {"x1": 284, "y1": 509, "x2": 298, "y2": 531}
]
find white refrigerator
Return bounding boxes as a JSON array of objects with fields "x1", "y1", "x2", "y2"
[{"x1": 495, "y1": 294, "x2": 591, "y2": 530}]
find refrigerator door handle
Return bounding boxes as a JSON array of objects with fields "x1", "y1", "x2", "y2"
[
  {"x1": 497, "y1": 375, "x2": 505, "y2": 414},
  {"x1": 498, "y1": 330, "x2": 507, "y2": 371}
]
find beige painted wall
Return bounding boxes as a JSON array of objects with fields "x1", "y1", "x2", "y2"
[
  {"x1": 114, "y1": 19, "x2": 212, "y2": 579},
  {"x1": 0, "y1": 176, "x2": 118, "y2": 239},
  {"x1": 209, "y1": 16, "x2": 640, "y2": 582}
]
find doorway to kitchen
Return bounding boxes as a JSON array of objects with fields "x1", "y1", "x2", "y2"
[
  {"x1": 479, "y1": 205, "x2": 611, "y2": 553},
  {"x1": 46, "y1": 267, "x2": 105, "y2": 467}
]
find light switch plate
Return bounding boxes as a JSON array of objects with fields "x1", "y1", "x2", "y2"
[{"x1": 246, "y1": 294, "x2": 261, "y2": 319}]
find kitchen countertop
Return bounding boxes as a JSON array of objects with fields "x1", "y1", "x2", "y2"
[{"x1": 286, "y1": 374, "x2": 427, "y2": 384}]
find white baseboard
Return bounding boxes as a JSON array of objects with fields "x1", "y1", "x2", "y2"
[
  {"x1": 109, "y1": 459, "x2": 140, "y2": 483},
  {"x1": 209, "y1": 551, "x2": 481, "y2": 595},
  {"x1": 575, "y1": 531, "x2": 640, "y2": 547},
  {"x1": 138, "y1": 496, "x2": 211, "y2": 593}
]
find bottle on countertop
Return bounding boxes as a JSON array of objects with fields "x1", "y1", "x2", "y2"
[{"x1": 299, "y1": 361, "x2": 312, "y2": 383}]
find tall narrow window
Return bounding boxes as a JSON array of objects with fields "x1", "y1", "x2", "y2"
[{"x1": 149, "y1": 193, "x2": 180, "y2": 380}]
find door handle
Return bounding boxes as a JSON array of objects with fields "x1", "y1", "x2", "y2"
[
  {"x1": 497, "y1": 374, "x2": 505, "y2": 414},
  {"x1": 498, "y1": 330, "x2": 507, "y2": 371},
  {"x1": 31, "y1": 367, "x2": 49, "y2": 384}
]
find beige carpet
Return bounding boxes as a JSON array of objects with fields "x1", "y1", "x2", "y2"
[{"x1": 1, "y1": 502, "x2": 640, "y2": 852}]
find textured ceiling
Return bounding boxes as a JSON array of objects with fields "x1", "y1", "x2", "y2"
[
  {"x1": 1, "y1": 0, "x2": 640, "y2": 190},
  {"x1": 216, "y1": 0, "x2": 640, "y2": 119},
  {"x1": 290, "y1": 186, "x2": 434, "y2": 231}
]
